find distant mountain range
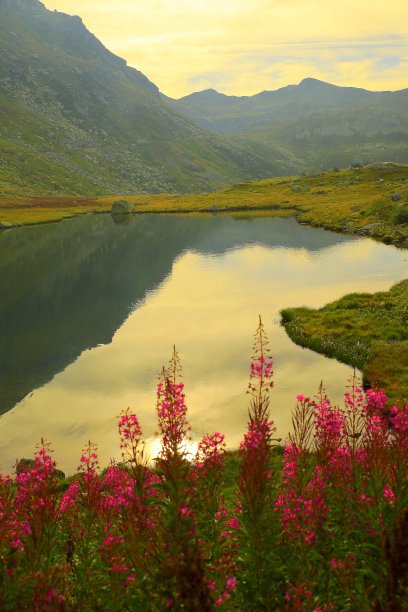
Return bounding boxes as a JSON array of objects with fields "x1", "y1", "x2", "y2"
[
  {"x1": 0, "y1": 0, "x2": 407, "y2": 196},
  {"x1": 167, "y1": 78, "x2": 408, "y2": 173}
]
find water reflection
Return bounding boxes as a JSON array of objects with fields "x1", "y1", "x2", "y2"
[{"x1": 0, "y1": 215, "x2": 406, "y2": 473}]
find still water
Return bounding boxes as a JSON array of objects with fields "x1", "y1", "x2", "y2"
[{"x1": 0, "y1": 214, "x2": 406, "y2": 473}]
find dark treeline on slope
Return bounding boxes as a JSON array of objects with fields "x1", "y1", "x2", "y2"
[{"x1": 0, "y1": 214, "x2": 352, "y2": 415}]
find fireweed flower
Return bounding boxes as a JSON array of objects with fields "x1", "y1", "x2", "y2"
[
  {"x1": 389, "y1": 404, "x2": 408, "y2": 452},
  {"x1": 118, "y1": 412, "x2": 142, "y2": 442},
  {"x1": 247, "y1": 317, "x2": 274, "y2": 424},
  {"x1": 365, "y1": 388, "x2": 389, "y2": 419},
  {"x1": 0, "y1": 330, "x2": 407, "y2": 611},
  {"x1": 76, "y1": 441, "x2": 103, "y2": 525},
  {"x1": 314, "y1": 399, "x2": 346, "y2": 454},
  {"x1": 195, "y1": 433, "x2": 226, "y2": 470},
  {"x1": 275, "y1": 443, "x2": 306, "y2": 540},
  {"x1": 383, "y1": 485, "x2": 396, "y2": 506},
  {"x1": 236, "y1": 318, "x2": 278, "y2": 610},
  {"x1": 59, "y1": 480, "x2": 81, "y2": 513},
  {"x1": 156, "y1": 379, "x2": 190, "y2": 457},
  {"x1": 240, "y1": 418, "x2": 275, "y2": 454},
  {"x1": 99, "y1": 532, "x2": 130, "y2": 582},
  {"x1": 118, "y1": 410, "x2": 144, "y2": 463},
  {"x1": 14, "y1": 441, "x2": 60, "y2": 536},
  {"x1": 102, "y1": 466, "x2": 136, "y2": 512}
]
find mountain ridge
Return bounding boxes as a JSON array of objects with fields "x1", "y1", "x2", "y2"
[
  {"x1": 174, "y1": 77, "x2": 401, "y2": 103},
  {"x1": 1, "y1": 0, "x2": 408, "y2": 196},
  {"x1": 167, "y1": 77, "x2": 408, "y2": 172},
  {"x1": 0, "y1": 0, "x2": 280, "y2": 196}
]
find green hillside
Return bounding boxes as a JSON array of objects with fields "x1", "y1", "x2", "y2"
[
  {"x1": 2, "y1": 2, "x2": 407, "y2": 196},
  {"x1": 0, "y1": 0, "x2": 278, "y2": 196},
  {"x1": 168, "y1": 78, "x2": 408, "y2": 173}
]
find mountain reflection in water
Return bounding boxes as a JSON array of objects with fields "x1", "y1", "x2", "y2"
[
  {"x1": 0, "y1": 214, "x2": 406, "y2": 473},
  {"x1": 0, "y1": 214, "x2": 352, "y2": 416}
]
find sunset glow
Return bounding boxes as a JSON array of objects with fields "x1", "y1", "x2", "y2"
[{"x1": 42, "y1": 0, "x2": 408, "y2": 97}]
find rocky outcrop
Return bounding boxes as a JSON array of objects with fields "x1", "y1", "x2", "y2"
[{"x1": 111, "y1": 200, "x2": 134, "y2": 215}]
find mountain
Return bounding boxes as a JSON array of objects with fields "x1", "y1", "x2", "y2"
[
  {"x1": 1, "y1": 1, "x2": 407, "y2": 195},
  {"x1": 0, "y1": 0, "x2": 279, "y2": 197},
  {"x1": 168, "y1": 78, "x2": 408, "y2": 171}
]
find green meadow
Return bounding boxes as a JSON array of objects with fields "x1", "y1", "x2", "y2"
[
  {"x1": 1, "y1": 163, "x2": 407, "y2": 248},
  {"x1": 281, "y1": 280, "x2": 408, "y2": 405}
]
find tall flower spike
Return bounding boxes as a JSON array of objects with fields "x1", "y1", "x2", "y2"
[
  {"x1": 344, "y1": 372, "x2": 366, "y2": 453},
  {"x1": 166, "y1": 344, "x2": 183, "y2": 385},
  {"x1": 247, "y1": 315, "x2": 274, "y2": 422},
  {"x1": 156, "y1": 347, "x2": 191, "y2": 459},
  {"x1": 289, "y1": 395, "x2": 315, "y2": 452},
  {"x1": 117, "y1": 409, "x2": 148, "y2": 472}
]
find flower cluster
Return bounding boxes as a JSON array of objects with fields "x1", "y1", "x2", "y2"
[
  {"x1": 157, "y1": 379, "x2": 190, "y2": 456},
  {"x1": 195, "y1": 432, "x2": 226, "y2": 470},
  {"x1": 0, "y1": 325, "x2": 406, "y2": 611}
]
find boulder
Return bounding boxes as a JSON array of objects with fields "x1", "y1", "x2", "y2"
[
  {"x1": 358, "y1": 223, "x2": 383, "y2": 235},
  {"x1": 390, "y1": 193, "x2": 401, "y2": 202},
  {"x1": 394, "y1": 206, "x2": 408, "y2": 225},
  {"x1": 111, "y1": 200, "x2": 134, "y2": 215},
  {"x1": 290, "y1": 184, "x2": 308, "y2": 193}
]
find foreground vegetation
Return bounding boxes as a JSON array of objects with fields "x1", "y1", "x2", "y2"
[
  {"x1": 281, "y1": 280, "x2": 408, "y2": 405},
  {"x1": 1, "y1": 321, "x2": 407, "y2": 610},
  {"x1": 1, "y1": 163, "x2": 408, "y2": 248}
]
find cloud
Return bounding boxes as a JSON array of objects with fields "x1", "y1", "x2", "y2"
[
  {"x1": 42, "y1": 0, "x2": 408, "y2": 96},
  {"x1": 374, "y1": 56, "x2": 401, "y2": 71}
]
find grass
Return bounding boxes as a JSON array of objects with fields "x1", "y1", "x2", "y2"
[
  {"x1": 1, "y1": 163, "x2": 407, "y2": 247},
  {"x1": 281, "y1": 279, "x2": 408, "y2": 405}
]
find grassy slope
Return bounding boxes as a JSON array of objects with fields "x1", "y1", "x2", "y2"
[
  {"x1": 0, "y1": 0, "x2": 278, "y2": 197},
  {"x1": 1, "y1": 163, "x2": 407, "y2": 246},
  {"x1": 281, "y1": 280, "x2": 408, "y2": 405}
]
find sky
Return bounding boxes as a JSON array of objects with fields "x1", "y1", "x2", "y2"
[{"x1": 42, "y1": 0, "x2": 408, "y2": 98}]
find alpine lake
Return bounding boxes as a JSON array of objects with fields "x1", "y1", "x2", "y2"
[{"x1": 0, "y1": 213, "x2": 407, "y2": 474}]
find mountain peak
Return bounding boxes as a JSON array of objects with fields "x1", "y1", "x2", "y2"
[
  {"x1": 298, "y1": 77, "x2": 332, "y2": 88},
  {"x1": 184, "y1": 88, "x2": 223, "y2": 99},
  {"x1": 176, "y1": 88, "x2": 239, "y2": 105},
  {"x1": 201, "y1": 88, "x2": 221, "y2": 95}
]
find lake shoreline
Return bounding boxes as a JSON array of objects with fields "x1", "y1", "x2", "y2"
[
  {"x1": 281, "y1": 279, "x2": 408, "y2": 404},
  {"x1": 1, "y1": 204, "x2": 407, "y2": 250},
  {"x1": 1, "y1": 164, "x2": 407, "y2": 248}
]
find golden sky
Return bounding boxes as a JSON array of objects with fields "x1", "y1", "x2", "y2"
[{"x1": 42, "y1": 0, "x2": 408, "y2": 98}]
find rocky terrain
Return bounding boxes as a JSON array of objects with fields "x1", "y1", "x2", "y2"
[{"x1": 0, "y1": 0, "x2": 278, "y2": 196}]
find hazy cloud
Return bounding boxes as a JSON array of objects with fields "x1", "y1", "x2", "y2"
[{"x1": 43, "y1": 0, "x2": 408, "y2": 96}]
